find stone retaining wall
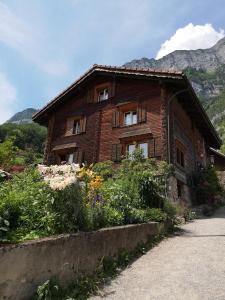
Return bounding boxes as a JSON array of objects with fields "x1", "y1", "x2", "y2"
[{"x1": 0, "y1": 221, "x2": 172, "y2": 300}]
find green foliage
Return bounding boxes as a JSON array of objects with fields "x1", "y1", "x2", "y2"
[
  {"x1": 183, "y1": 209, "x2": 196, "y2": 221},
  {"x1": 0, "y1": 150, "x2": 173, "y2": 242},
  {"x1": 0, "y1": 123, "x2": 47, "y2": 153},
  {"x1": 0, "y1": 169, "x2": 55, "y2": 241},
  {"x1": 0, "y1": 123, "x2": 46, "y2": 170},
  {"x1": 0, "y1": 137, "x2": 18, "y2": 170},
  {"x1": 0, "y1": 169, "x2": 87, "y2": 242},
  {"x1": 92, "y1": 160, "x2": 113, "y2": 180},
  {"x1": 101, "y1": 149, "x2": 173, "y2": 224},
  {"x1": 50, "y1": 184, "x2": 87, "y2": 233},
  {"x1": 35, "y1": 280, "x2": 59, "y2": 300},
  {"x1": 192, "y1": 165, "x2": 223, "y2": 205}
]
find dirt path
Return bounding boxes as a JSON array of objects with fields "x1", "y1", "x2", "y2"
[{"x1": 90, "y1": 206, "x2": 225, "y2": 300}]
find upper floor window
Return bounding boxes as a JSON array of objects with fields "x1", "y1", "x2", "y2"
[
  {"x1": 112, "y1": 104, "x2": 146, "y2": 128},
  {"x1": 124, "y1": 111, "x2": 137, "y2": 126},
  {"x1": 98, "y1": 89, "x2": 109, "y2": 101},
  {"x1": 65, "y1": 116, "x2": 86, "y2": 136}
]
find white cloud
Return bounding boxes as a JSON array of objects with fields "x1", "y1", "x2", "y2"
[
  {"x1": 0, "y1": 72, "x2": 17, "y2": 124},
  {"x1": 0, "y1": 3, "x2": 69, "y2": 76},
  {"x1": 156, "y1": 23, "x2": 225, "y2": 59}
]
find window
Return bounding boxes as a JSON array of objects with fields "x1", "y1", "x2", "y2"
[
  {"x1": 127, "y1": 142, "x2": 148, "y2": 158},
  {"x1": 176, "y1": 147, "x2": 185, "y2": 167},
  {"x1": 73, "y1": 120, "x2": 81, "y2": 135},
  {"x1": 139, "y1": 143, "x2": 148, "y2": 158},
  {"x1": 65, "y1": 116, "x2": 86, "y2": 136},
  {"x1": 124, "y1": 111, "x2": 137, "y2": 126},
  {"x1": 127, "y1": 144, "x2": 136, "y2": 157},
  {"x1": 98, "y1": 89, "x2": 109, "y2": 101}
]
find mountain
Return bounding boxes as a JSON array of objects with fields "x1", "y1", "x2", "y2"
[
  {"x1": 7, "y1": 108, "x2": 38, "y2": 124},
  {"x1": 124, "y1": 37, "x2": 225, "y2": 149},
  {"x1": 124, "y1": 37, "x2": 225, "y2": 72}
]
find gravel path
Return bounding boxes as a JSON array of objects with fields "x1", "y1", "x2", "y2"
[{"x1": 90, "y1": 206, "x2": 225, "y2": 300}]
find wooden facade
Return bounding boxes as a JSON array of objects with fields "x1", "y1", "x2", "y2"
[{"x1": 33, "y1": 65, "x2": 222, "y2": 203}]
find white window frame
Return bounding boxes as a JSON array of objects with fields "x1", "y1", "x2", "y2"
[
  {"x1": 98, "y1": 89, "x2": 109, "y2": 101},
  {"x1": 124, "y1": 111, "x2": 137, "y2": 126}
]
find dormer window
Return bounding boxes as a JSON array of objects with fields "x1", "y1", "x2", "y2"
[
  {"x1": 124, "y1": 111, "x2": 137, "y2": 126},
  {"x1": 98, "y1": 89, "x2": 109, "y2": 101}
]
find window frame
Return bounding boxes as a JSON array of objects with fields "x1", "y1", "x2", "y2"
[
  {"x1": 98, "y1": 88, "x2": 109, "y2": 102},
  {"x1": 65, "y1": 115, "x2": 86, "y2": 137},
  {"x1": 126, "y1": 142, "x2": 149, "y2": 159},
  {"x1": 124, "y1": 111, "x2": 138, "y2": 127}
]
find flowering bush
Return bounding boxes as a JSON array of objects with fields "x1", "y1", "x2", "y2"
[
  {"x1": 77, "y1": 165, "x2": 104, "y2": 207},
  {"x1": 0, "y1": 149, "x2": 175, "y2": 242},
  {"x1": 38, "y1": 163, "x2": 80, "y2": 190}
]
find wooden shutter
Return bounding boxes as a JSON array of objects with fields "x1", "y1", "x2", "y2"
[
  {"x1": 148, "y1": 137, "x2": 161, "y2": 158},
  {"x1": 154, "y1": 137, "x2": 161, "y2": 157},
  {"x1": 80, "y1": 116, "x2": 87, "y2": 133},
  {"x1": 65, "y1": 118, "x2": 74, "y2": 136},
  {"x1": 137, "y1": 106, "x2": 147, "y2": 123},
  {"x1": 109, "y1": 81, "x2": 116, "y2": 98},
  {"x1": 86, "y1": 89, "x2": 94, "y2": 104},
  {"x1": 112, "y1": 111, "x2": 120, "y2": 128},
  {"x1": 111, "y1": 144, "x2": 122, "y2": 162},
  {"x1": 148, "y1": 139, "x2": 155, "y2": 157}
]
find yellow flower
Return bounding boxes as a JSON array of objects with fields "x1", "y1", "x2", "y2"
[
  {"x1": 88, "y1": 175, "x2": 103, "y2": 190},
  {"x1": 77, "y1": 167, "x2": 94, "y2": 179}
]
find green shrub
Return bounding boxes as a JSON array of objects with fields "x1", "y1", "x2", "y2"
[
  {"x1": 0, "y1": 168, "x2": 56, "y2": 242},
  {"x1": 0, "y1": 137, "x2": 18, "y2": 171},
  {"x1": 92, "y1": 160, "x2": 113, "y2": 180},
  {"x1": 51, "y1": 183, "x2": 87, "y2": 233},
  {"x1": 192, "y1": 165, "x2": 223, "y2": 205},
  {"x1": 163, "y1": 200, "x2": 176, "y2": 220},
  {"x1": 184, "y1": 209, "x2": 196, "y2": 221},
  {"x1": 0, "y1": 168, "x2": 87, "y2": 242}
]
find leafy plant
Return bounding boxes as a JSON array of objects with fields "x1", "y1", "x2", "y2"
[
  {"x1": 92, "y1": 160, "x2": 113, "y2": 180},
  {"x1": 192, "y1": 165, "x2": 223, "y2": 205},
  {"x1": 0, "y1": 137, "x2": 18, "y2": 171}
]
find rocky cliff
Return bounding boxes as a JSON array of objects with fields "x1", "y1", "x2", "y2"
[{"x1": 124, "y1": 37, "x2": 225, "y2": 72}]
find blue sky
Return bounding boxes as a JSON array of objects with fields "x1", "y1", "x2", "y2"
[{"x1": 0, "y1": 0, "x2": 225, "y2": 123}]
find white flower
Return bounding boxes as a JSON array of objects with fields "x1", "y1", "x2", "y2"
[{"x1": 37, "y1": 163, "x2": 80, "y2": 190}]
